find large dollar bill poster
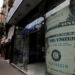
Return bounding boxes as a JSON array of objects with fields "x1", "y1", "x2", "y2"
[{"x1": 46, "y1": 4, "x2": 75, "y2": 75}]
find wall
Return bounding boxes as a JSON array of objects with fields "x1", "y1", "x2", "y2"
[{"x1": 45, "y1": 0, "x2": 75, "y2": 75}]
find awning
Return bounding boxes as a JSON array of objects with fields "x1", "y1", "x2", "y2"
[
  {"x1": 20, "y1": 26, "x2": 35, "y2": 35},
  {"x1": 20, "y1": 17, "x2": 44, "y2": 35}
]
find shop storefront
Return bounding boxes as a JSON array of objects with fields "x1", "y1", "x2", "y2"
[
  {"x1": 5, "y1": 0, "x2": 72, "y2": 75},
  {"x1": 12, "y1": 17, "x2": 46, "y2": 75},
  {"x1": 13, "y1": 27, "x2": 29, "y2": 71},
  {"x1": 28, "y1": 23, "x2": 45, "y2": 75}
]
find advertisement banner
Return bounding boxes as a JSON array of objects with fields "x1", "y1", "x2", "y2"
[{"x1": 46, "y1": 4, "x2": 75, "y2": 75}]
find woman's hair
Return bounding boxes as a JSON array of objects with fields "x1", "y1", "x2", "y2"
[{"x1": 70, "y1": 0, "x2": 75, "y2": 17}]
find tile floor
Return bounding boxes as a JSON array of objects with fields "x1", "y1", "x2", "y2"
[{"x1": 27, "y1": 63, "x2": 45, "y2": 75}]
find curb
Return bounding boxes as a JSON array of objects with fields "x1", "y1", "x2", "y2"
[{"x1": 11, "y1": 63, "x2": 28, "y2": 75}]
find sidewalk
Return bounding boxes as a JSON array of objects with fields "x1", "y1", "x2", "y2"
[{"x1": 0, "y1": 58, "x2": 25, "y2": 75}]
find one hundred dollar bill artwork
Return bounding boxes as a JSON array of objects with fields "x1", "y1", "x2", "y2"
[{"x1": 46, "y1": 0, "x2": 75, "y2": 75}]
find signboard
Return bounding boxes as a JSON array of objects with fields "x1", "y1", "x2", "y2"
[
  {"x1": 1, "y1": 36, "x2": 6, "y2": 44},
  {"x1": 7, "y1": 25, "x2": 15, "y2": 40},
  {"x1": 46, "y1": 2, "x2": 75, "y2": 75}
]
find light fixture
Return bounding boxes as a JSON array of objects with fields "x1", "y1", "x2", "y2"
[{"x1": 26, "y1": 3, "x2": 31, "y2": 7}]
